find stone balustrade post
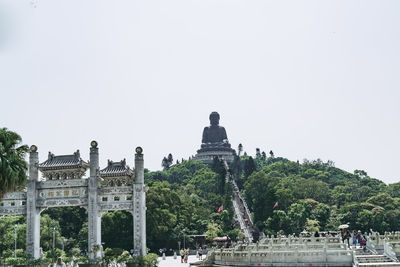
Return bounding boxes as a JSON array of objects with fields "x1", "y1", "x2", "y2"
[
  {"x1": 88, "y1": 141, "x2": 101, "y2": 259},
  {"x1": 26, "y1": 145, "x2": 40, "y2": 258},
  {"x1": 134, "y1": 147, "x2": 147, "y2": 256}
]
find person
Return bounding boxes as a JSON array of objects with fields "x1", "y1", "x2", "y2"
[
  {"x1": 370, "y1": 229, "x2": 376, "y2": 237},
  {"x1": 180, "y1": 249, "x2": 184, "y2": 263},
  {"x1": 314, "y1": 231, "x2": 320, "y2": 238},
  {"x1": 357, "y1": 230, "x2": 362, "y2": 247},
  {"x1": 345, "y1": 230, "x2": 351, "y2": 248},
  {"x1": 184, "y1": 248, "x2": 189, "y2": 263},
  {"x1": 198, "y1": 247, "x2": 203, "y2": 260},
  {"x1": 55, "y1": 257, "x2": 65, "y2": 267},
  {"x1": 362, "y1": 236, "x2": 367, "y2": 253},
  {"x1": 352, "y1": 232, "x2": 357, "y2": 247}
]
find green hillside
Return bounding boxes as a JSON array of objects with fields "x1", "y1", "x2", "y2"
[{"x1": 1, "y1": 149, "x2": 399, "y2": 259}]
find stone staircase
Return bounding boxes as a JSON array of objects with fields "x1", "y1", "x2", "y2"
[
  {"x1": 354, "y1": 247, "x2": 400, "y2": 267},
  {"x1": 223, "y1": 160, "x2": 257, "y2": 243}
]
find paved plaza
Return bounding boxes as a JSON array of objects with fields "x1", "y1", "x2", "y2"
[{"x1": 157, "y1": 255, "x2": 206, "y2": 267}]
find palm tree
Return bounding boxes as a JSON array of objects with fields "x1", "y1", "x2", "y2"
[{"x1": 0, "y1": 128, "x2": 29, "y2": 200}]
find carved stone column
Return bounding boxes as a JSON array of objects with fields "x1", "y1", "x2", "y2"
[
  {"x1": 88, "y1": 141, "x2": 101, "y2": 259},
  {"x1": 133, "y1": 147, "x2": 147, "y2": 256},
  {"x1": 26, "y1": 145, "x2": 40, "y2": 258}
]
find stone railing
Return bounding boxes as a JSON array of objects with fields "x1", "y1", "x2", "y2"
[
  {"x1": 385, "y1": 241, "x2": 400, "y2": 261},
  {"x1": 214, "y1": 249, "x2": 353, "y2": 266},
  {"x1": 368, "y1": 232, "x2": 400, "y2": 253},
  {"x1": 384, "y1": 241, "x2": 399, "y2": 262},
  {"x1": 258, "y1": 236, "x2": 341, "y2": 245},
  {"x1": 211, "y1": 237, "x2": 352, "y2": 266}
]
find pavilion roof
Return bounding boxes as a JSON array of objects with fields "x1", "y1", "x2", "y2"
[
  {"x1": 39, "y1": 150, "x2": 89, "y2": 170},
  {"x1": 100, "y1": 159, "x2": 134, "y2": 178}
]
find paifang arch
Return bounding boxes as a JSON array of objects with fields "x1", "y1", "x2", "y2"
[{"x1": 0, "y1": 141, "x2": 147, "y2": 259}]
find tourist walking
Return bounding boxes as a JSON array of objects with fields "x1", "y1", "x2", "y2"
[
  {"x1": 345, "y1": 230, "x2": 351, "y2": 248},
  {"x1": 352, "y1": 232, "x2": 357, "y2": 247},
  {"x1": 362, "y1": 236, "x2": 367, "y2": 253},
  {"x1": 55, "y1": 257, "x2": 65, "y2": 267},
  {"x1": 184, "y1": 248, "x2": 189, "y2": 263},
  {"x1": 356, "y1": 231, "x2": 362, "y2": 247},
  {"x1": 180, "y1": 249, "x2": 184, "y2": 263},
  {"x1": 198, "y1": 247, "x2": 203, "y2": 260}
]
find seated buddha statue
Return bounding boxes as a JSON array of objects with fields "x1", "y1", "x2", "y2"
[{"x1": 201, "y1": 112, "x2": 231, "y2": 148}]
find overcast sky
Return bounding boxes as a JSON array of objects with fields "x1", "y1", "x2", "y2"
[{"x1": 1, "y1": 0, "x2": 399, "y2": 184}]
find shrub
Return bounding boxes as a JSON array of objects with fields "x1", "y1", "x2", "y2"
[
  {"x1": 5, "y1": 257, "x2": 25, "y2": 265},
  {"x1": 144, "y1": 253, "x2": 158, "y2": 267},
  {"x1": 117, "y1": 251, "x2": 131, "y2": 263}
]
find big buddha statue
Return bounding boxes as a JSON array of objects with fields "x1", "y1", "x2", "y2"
[
  {"x1": 195, "y1": 112, "x2": 235, "y2": 164},
  {"x1": 201, "y1": 112, "x2": 231, "y2": 148}
]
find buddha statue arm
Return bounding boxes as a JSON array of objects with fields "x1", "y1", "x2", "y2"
[
  {"x1": 202, "y1": 127, "x2": 209, "y2": 143},
  {"x1": 221, "y1": 127, "x2": 228, "y2": 141}
]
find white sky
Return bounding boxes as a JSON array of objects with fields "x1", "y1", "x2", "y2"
[{"x1": 1, "y1": 0, "x2": 399, "y2": 184}]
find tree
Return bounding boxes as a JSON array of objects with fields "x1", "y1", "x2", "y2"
[
  {"x1": 0, "y1": 128, "x2": 29, "y2": 200},
  {"x1": 167, "y1": 154, "x2": 173, "y2": 165},
  {"x1": 243, "y1": 157, "x2": 256, "y2": 180},
  {"x1": 211, "y1": 157, "x2": 226, "y2": 195},
  {"x1": 238, "y1": 144, "x2": 243, "y2": 156},
  {"x1": 102, "y1": 211, "x2": 132, "y2": 250},
  {"x1": 255, "y1": 148, "x2": 261, "y2": 159},
  {"x1": 205, "y1": 222, "x2": 222, "y2": 242},
  {"x1": 269, "y1": 150, "x2": 274, "y2": 158},
  {"x1": 161, "y1": 157, "x2": 169, "y2": 170},
  {"x1": 261, "y1": 152, "x2": 266, "y2": 160},
  {"x1": 244, "y1": 171, "x2": 279, "y2": 227}
]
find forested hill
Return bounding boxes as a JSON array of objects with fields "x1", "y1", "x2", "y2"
[
  {"x1": 230, "y1": 152, "x2": 400, "y2": 236},
  {"x1": 1, "y1": 150, "x2": 399, "y2": 257},
  {"x1": 145, "y1": 151, "x2": 400, "y2": 250}
]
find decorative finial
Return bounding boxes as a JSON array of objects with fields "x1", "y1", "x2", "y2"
[
  {"x1": 30, "y1": 145, "x2": 38, "y2": 152},
  {"x1": 135, "y1": 147, "x2": 143, "y2": 155},
  {"x1": 90, "y1": 140, "x2": 98, "y2": 148}
]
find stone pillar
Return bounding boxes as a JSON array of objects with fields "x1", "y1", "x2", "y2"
[
  {"x1": 88, "y1": 141, "x2": 101, "y2": 259},
  {"x1": 26, "y1": 145, "x2": 40, "y2": 258},
  {"x1": 133, "y1": 147, "x2": 147, "y2": 256}
]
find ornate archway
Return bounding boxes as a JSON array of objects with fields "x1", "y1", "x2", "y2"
[{"x1": 0, "y1": 142, "x2": 147, "y2": 259}]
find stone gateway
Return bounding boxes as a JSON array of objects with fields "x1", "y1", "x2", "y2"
[{"x1": 0, "y1": 141, "x2": 147, "y2": 259}]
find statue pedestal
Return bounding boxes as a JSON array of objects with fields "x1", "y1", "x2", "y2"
[{"x1": 194, "y1": 148, "x2": 235, "y2": 164}]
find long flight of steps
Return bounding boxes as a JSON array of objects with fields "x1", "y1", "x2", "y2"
[
  {"x1": 222, "y1": 160, "x2": 256, "y2": 243},
  {"x1": 355, "y1": 247, "x2": 400, "y2": 267}
]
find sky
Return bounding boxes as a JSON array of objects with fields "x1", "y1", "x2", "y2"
[{"x1": 0, "y1": 0, "x2": 399, "y2": 184}]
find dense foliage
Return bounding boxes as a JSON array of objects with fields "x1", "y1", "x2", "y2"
[{"x1": 231, "y1": 149, "x2": 400, "y2": 236}]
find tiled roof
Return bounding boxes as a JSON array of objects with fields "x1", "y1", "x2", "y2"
[
  {"x1": 39, "y1": 150, "x2": 89, "y2": 170},
  {"x1": 100, "y1": 159, "x2": 134, "y2": 177}
]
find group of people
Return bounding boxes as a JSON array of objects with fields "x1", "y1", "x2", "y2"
[
  {"x1": 342, "y1": 230, "x2": 368, "y2": 252},
  {"x1": 179, "y1": 248, "x2": 190, "y2": 263},
  {"x1": 179, "y1": 247, "x2": 204, "y2": 263}
]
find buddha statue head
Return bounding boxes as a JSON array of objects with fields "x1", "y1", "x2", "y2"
[{"x1": 209, "y1": 112, "x2": 220, "y2": 127}]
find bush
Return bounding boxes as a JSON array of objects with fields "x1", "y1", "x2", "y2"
[
  {"x1": 70, "y1": 247, "x2": 81, "y2": 257},
  {"x1": 112, "y1": 247, "x2": 124, "y2": 257},
  {"x1": 44, "y1": 248, "x2": 63, "y2": 262},
  {"x1": 5, "y1": 257, "x2": 25, "y2": 265},
  {"x1": 117, "y1": 250, "x2": 131, "y2": 263},
  {"x1": 2, "y1": 249, "x2": 14, "y2": 259},
  {"x1": 103, "y1": 248, "x2": 115, "y2": 264},
  {"x1": 144, "y1": 253, "x2": 158, "y2": 267}
]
